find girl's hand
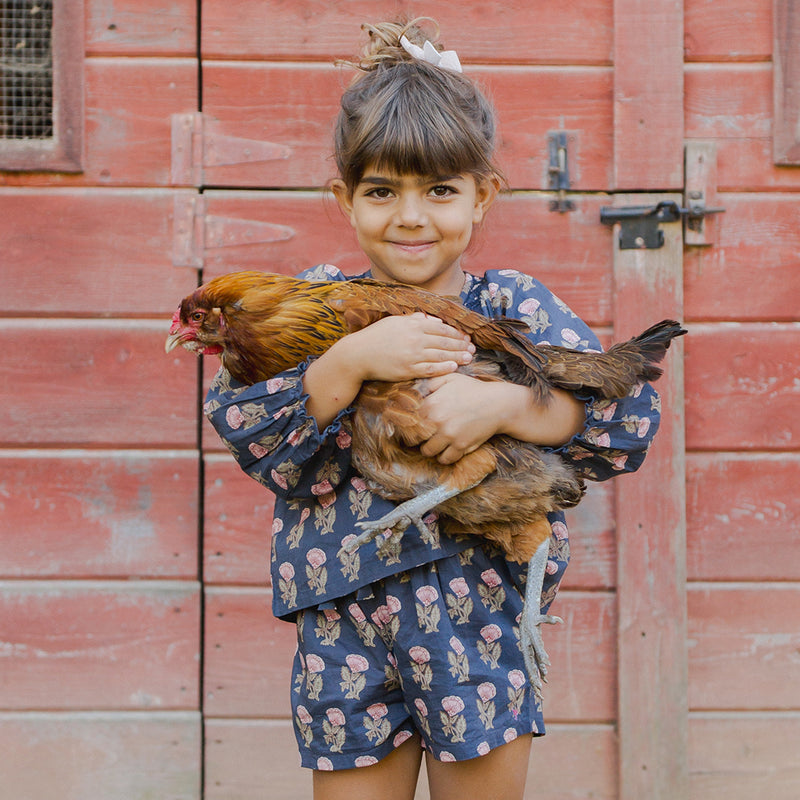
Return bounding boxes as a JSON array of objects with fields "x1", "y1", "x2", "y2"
[{"x1": 345, "y1": 313, "x2": 475, "y2": 383}]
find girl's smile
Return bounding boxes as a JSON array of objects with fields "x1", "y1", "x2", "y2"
[{"x1": 332, "y1": 169, "x2": 498, "y2": 295}]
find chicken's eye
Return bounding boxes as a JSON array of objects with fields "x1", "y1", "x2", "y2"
[{"x1": 191, "y1": 311, "x2": 205, "y2": 322}]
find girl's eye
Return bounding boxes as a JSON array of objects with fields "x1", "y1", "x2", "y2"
[
  {"x1": 365, "y1": 187, "x2": 393, "y2": 199},
  {"x1": 430, "y1": 184, "x2": 456, "y2": 197}
]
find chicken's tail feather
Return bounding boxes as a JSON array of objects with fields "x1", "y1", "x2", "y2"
[{"x1": 616, "y1": 319, "x2": 687, "y2": 382}]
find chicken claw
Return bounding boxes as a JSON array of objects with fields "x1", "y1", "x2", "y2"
[{"x1": 520, "y1": 537, "x2": 563, "y2": 701}]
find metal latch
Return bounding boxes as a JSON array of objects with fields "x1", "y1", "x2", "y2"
[
  {"x1": 600, "y1": 200, "x2": 725, "y2": 249},
  {"x1": 547, "y1": 132, "x2": 575, "y2": 213}
]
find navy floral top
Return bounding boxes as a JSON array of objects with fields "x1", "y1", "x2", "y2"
[{"x1": 204, "y1": 265, "x2": 662, "y2": 620}]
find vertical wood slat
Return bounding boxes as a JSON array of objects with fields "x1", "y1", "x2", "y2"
[
  {"x1": 773, "y1": 0, "x2": 800, "y2": 163},
  {"x1": 613, "y1": 0, "x2": 685, "y2": 189},
  {"x1": 612, "y1": 195, "x2": 688, "y2": 798}
]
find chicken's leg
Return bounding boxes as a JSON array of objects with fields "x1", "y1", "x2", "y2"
[{"x1": 520, "y1": 537, "x2": 563, "y2": 701}]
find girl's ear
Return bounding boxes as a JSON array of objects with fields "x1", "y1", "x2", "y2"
[
  {"x1": 331, "y1": 179, "x2": 356, "y2": 224},
  {"x1": 473, "y1": 174, "x2": 501, "y2": 224}
]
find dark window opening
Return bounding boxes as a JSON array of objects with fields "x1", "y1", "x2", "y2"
[{"x1": 0, "y1": 0, "x2": 54, "y2": 140}]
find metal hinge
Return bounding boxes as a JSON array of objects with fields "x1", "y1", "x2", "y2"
[
  {"x1": 600, "y1": 199, "x2": 725, "y2": 249},
  {"x1": 547, "y1": 131, "x2": 575, "y2": 213},
  {"x1": 172, "y1": 194, "x2": 295, "y2": 267},
  {"x1": 171, "y1": 112, "x2": 292, "y2": 187}
]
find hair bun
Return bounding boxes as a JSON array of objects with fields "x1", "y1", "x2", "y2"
[{"x1": 348, "y1": 17, "x2": 444, "y2": 72}]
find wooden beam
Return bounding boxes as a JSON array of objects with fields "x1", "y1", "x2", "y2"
[
  {"x1": 613, "y1": 0, "x2": 684, "y2": 189},
  {"x1": 612, "y1": 194, "x2": 688, "y2": 798}
]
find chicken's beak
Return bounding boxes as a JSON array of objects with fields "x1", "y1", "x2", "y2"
[{"x1": 165, "y1": 332, "x2": 183, "y2": 353}]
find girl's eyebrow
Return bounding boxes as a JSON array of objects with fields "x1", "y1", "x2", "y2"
[{"x1": 359, "y1": 174, "x2": 464, "y2": 187}]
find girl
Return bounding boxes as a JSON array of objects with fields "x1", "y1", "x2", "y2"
[{"x1": 204, "y1": 18, "x2": 661, "y2": 800}]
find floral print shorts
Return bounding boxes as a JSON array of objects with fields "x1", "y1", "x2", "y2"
[{"x1": 290, "y1": 546, "x2": 545, "y2": 771}]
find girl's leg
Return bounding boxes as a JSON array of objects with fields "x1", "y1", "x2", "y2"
[
  {"x1": 312, "y1": 733, "x2": 424, "y2": 800},
  {"x1": 425, "y1": 734, "x2": 533, "y2": 800}
]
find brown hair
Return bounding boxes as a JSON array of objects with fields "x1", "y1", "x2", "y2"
[{"x1": 334, "y1": 18, "x2": 502, "y2": 194}]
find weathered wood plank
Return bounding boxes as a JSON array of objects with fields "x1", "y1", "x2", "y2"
[
  {"x1": 86, "y1": 0, "x2": 197, "y2": 56},
  {"x1": 0, "y1": 320, "x2": 197, "y2": 447},
  {"x1": 686, "y1": 453, "x2": 800, "y2": 581},
  {"x1": 0, "y1": 582, "x2": 200, "y2": 710},
  {"x1": 203, "y1": 454, "x2": 273, "y2": 586},
  {"x1": 774, "y1": 0, "x2": 800, "y2": 163},
  {"x1": 684, "y1": 0, "x2": 771, "y2": 61},
  {"x1": 0, "y1": 60, "x2": 197, "y2": 188},
  {"x1": 205, "y1": 719, "x2": 617, "y2": 800},
  {"x1": 612, "y1": 195, "x2": 687, "y2": 798},
  {"x1": 613, "y1": 1, "x2": 685, "y2": 189},
  {"x1": 0, "y1": 450, "x2": 198, "y2": 579},
  {"x1": 0, "y1": 711, "x2": 201, "y2": 800},
  {"x1": 0, "y1": 189, "x2": 199, "y2": 315},
  {"x1": 684, "y1": 323, "x2": 800, "y2": 451},
  {"x1": 689, "y1": 713, "x2": 800, "y2": 800},
  {"x1": 200, "y1": 64, "x2": 613, "y2": 191},
  {"x1": 684, "y1": 194, "x2": 800, "y2": 322},
  {"x1": 686, "y1": 64, "x2": 800, "y2": 189},
  {"x1": 196, "y1": 190, "x2": 614, "y2": 326},
  {"x1": 203, "y1": 588, "x2": 615, "y2": 721},
  {"x1": 688, "y1": 585, "x2": 800, "y2": 710},
  {"x1": 200, "y1": 0, "x2": 613, "y2": 64}
]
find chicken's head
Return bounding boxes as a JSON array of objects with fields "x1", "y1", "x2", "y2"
[{"x1": 165, "y1": 295, "x2": 226, "y2": 356}]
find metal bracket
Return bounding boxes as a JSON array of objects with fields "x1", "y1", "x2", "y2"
[
  {"x1": 547, "y1": 132, "x2": 575, "y2": 213},
  {"x1": 600, "y1": 200, "x2": 725, "y2": 249}
]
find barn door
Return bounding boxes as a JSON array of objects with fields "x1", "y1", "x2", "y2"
[{"x1": 186, "y1": 3, "x2": 691, "y2": 798}]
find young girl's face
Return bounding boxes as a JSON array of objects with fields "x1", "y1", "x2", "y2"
[{"x1": 333, "y1": 168, "x2": 498, "y2": 295}]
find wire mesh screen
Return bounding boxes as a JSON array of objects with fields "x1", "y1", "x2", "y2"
[{"x1": 0, "y1": 0, "x2": 53, "y2": 139}]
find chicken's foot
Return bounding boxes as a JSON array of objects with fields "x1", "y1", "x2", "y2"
[
  {"x1": 520, "y1": 537, "x2": 563, "y2": 701},
  {"x1": 338, "y1": 482, "x2": 474, "y2": 557}
]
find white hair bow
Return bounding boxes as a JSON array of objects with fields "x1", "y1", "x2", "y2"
[{"x1": 400, "y1": 35, "x2": 462, "y2": 74}]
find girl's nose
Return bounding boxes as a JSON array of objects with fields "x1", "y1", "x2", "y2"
[{"x1": 395, "y1": 194, "x2": 427, "y2": 227}]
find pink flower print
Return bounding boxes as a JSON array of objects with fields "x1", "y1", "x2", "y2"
[
  {"x1": 561, "y1": 328, "x2": 581, "y2": 346},
  {"x1": 265, "y1": 377, "x2": 284, "y2": 393},
  {"x1": 449, "y1": 636, "x2": 465, "y2": 656},
  {"x1": 278, "y1": 562, "x2": 294, "y2": 581},
  {"x1": 340, "y1": 534, "x2": 358, "y2": 553},
  {"x1": 312, "y1": 479, "x2": 333, "y2": 496},
  {"x1": 448, "y1": 577, "x2": 470, "y2": 598},
  {"x1": 414, "y1": 698, "x2": 428, "y2": 717},
  {"x1": 503, "y1": 728, "x2": 518, "y2": 743},
  {"x1": 323, "y1": 608, "x2": 340, "y2": 622},
  {"x1": 306, "y1": 654, "x2": 325, "y2": 673},
  {"x1": 518, "y1": 298, "x2": 540, "y2": 315},
  {"x1": 306, "y1": 548, "x2": 326, "y2": 569},
  {"x1": 316, "y1": 757, "x2": 333, "y2": 771},
  {"x1": 637, "y1": 416, "x2": 651, "y2": 438},
  {"x1": 487, "y1": 282, "x2": 499, "y2": 298},
  {"x1": 545, "y1": 559, "x2": 559, "y2": 575},
  {"x1": 531, "y1": 720, "x2": 539, "y2": 734},
  {"x1": 299, "y1": 508, "x2": 311, "y2": 523},
  {"x1": 296, "y1": 705, "x2": 312, "y2": 724},
  {"x1": 393, "y1": 731, "x2": 413, "y2": 747},
  {"x1": 347, "y1": 603, "x2": 366, "y2": 624},
  {"x1": 477, "y1": 682, "x2": 496, "y2": 702},
  {"x1": 552, "y1": 520, "x2": 568, "y2": 540},
  {"x1": 336, "y1": 429, "x2": 352, "y2": 449},
  {"x1": 498, "y1": 269, "x2": 518, "y2": 277},
  {"x1": 387, "y1": 652, "x2": 397, "y2": 668},
  {"x1": 286, "y1": 429, "x2": 303, "y2": 446},
  {"x1": 613, "y1": 455, "x2": 629, "y2": 470},
  {"x1": 477, "y1": 741, "x2": 491, "y2": 756},
  {"x1": 350, "y1": 476, "x2": 367, "y2": 492},
  {"x1": 415, "y1": 585, "x2": 439, "y2": 607},
  {"x1": 371, "y1": 605, "x2": 392, "y2": 627},
  {"x1": 270, "y1": 469, "x2": 288, "y2": 490},
  {"x1": 409, "y1": 646, "x2": 431, "y2": 665},
  {"x1": 441, "y1": 696, "x2": 465, "y2": 717},
  {"x1": 439, "y1": 751, "x2": 456, "y2": 762},
  {"x1": 248, "y1": 442, "x2": 268, "y2": 458},
  {"x1": 322, "y1": 264, "x2": 339, "y2": 277},
  {"x1": 345, "y1": 654, "x2": 369, "y2": 673},
  {"x1": 601, "y1": 402, "x2": 618, "y2": 421},
  {"x1": 508, "y1": 669, "x2": 526, "y2": 690},
  {"x1": 385, "y1": 595, "x2": 402, "y2": 614},
  {"x1": 594, "y1": 431, "x2": 611, "y2": 448},
  {"x1": 272, "y1": 517, "x2": 284, "y2": 534},
  {"x1": 225, "y1": 405, "x2": 245, "y2": 429},
  {"x1": 317, "y1": 490, "x2": 336, "y2": 509},
  {"x1": 355, "y1": 755, "x2": 378, "y2": 768},
  {"x1": 480, "y1": 568, "x2": 503, "y2": 588},
  {"x1": 631, "y1": 381, "x2": 644, "y2": 398},
  {"x1": 325, "y1": 708, "x2": 345, "y2": 726},
  {"x1": 366, "y1": 703, "x2": 388, "y2": 721},
  {"x1": 480, "y1": 624, "x2": 502, "y2": 643}
]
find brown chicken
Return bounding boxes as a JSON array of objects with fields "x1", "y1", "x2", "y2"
[{"x1": 166, "y1": 270, "x2": 685, "y2": 692}]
